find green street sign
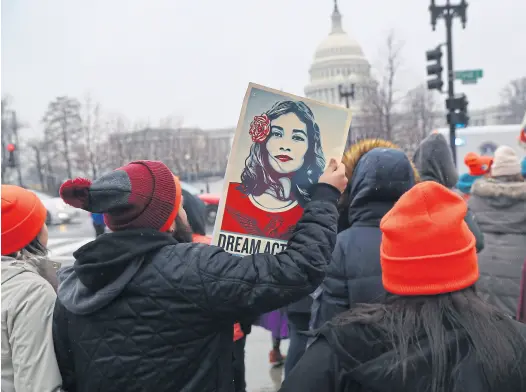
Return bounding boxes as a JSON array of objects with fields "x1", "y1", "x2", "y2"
[{"x1": 455, "y1": 69, "x2": 483, "y2": 85}]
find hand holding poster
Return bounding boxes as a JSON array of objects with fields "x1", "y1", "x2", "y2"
[{"x1": 212, "y1": 83, "x2": 352, "y2": 255}]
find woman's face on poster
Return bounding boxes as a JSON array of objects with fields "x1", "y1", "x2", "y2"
[{"x1": 266, "y1": 112, "x2": 309, "y2": 175}]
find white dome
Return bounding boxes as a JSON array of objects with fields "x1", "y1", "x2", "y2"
[
  {"x1": 314, "y1": 32, "x2": 365, "y2": 60},
  {"x1": 304, "y1": 2, "x2": 373, "y2": 109}
]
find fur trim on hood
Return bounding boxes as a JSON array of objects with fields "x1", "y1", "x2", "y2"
[
  {"x1": 342, "y1": 139, "x2": 421, "y2": 183},
  {"x1": 471, "y1": 177, "x2": 526, "y2": 200},
  {"x1": 338, "y1": 139, "x2": 420, "y2": 216}
]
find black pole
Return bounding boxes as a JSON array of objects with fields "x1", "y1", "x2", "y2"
[
  {"x1": 445, "y1": 3, "x2": 457, "y2": 166},
  {"x1": 339, "y1": 83, "x2": 354, "y2": 143}
]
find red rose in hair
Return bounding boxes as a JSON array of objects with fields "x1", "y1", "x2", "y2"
[
  {"x1": 249, "y1": 114, "x2": 271, "y2": 143},
  {"x1": 520, "y1": 128, "x2": 526, "y2": 145}
]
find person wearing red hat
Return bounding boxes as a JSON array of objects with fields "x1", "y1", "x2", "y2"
[
  {"x1": 456, "y1": 152, "x2": 493, "y2": 199},
  {"x1": 51, "y1": 159, "x2": 347, "y2": 392},
  {"x1": 1, "y1": 185, "x2": 63, "y2": 392},
  {"x1": 281, "y1": 182, "x2": 526, "y2": 392}
]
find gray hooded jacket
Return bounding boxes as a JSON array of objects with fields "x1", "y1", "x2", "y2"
[
  {"x1": 468, "y1": 177, "x2": 526, "y2": 317},
  {"x1": 1, "y1": 256, "x2": 62, "y2": 392},
  {"x1": 414, "y1": 133, "x2": 485, "y2": 252}
]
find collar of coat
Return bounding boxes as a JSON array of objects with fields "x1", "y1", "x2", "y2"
[{"x1": 471, "y1": 177, "x2": 526, "y2": 200}]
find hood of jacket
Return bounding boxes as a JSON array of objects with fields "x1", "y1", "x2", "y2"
[
  {"x1": 469, "y1": 177, "x2": 526, "y2": 235},
  {"x1": 1, "y1": 255, "x2": 58, "y2": 291},
  {"x1": 57, "y1": 228, "x2": 177, "y2": 315},
  {"x1": 414, "y1": 133, "x2": 459, "y2": 188},
  {"x1": 319, "y1": 322, "x2": 487, "y2": 392},
  {"x1": 1, "y1": 256, "x2": 39, "y2": 283},
  {"x1": 471, "y1": 177, "x2": 526, "y2": 207},
  {"x1": 339, "y1": 144, "x2": 416, "y2": 230}
]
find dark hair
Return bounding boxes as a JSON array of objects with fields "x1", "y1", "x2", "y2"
[
  {"x1": 239, "y1": 100, "x2": 325, "y2": 206},
  {"x1": 8, "y1": 236, "x2": 48, "y2": 259},
  {"x1": 330, "y1": 287, "x2": 526, "y2": 391}
]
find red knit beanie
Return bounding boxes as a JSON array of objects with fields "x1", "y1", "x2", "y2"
[
  {"x1": 59, "y1": 160, "x2": 181, "y2": 232},
  {"x1": 380, "y1": 181, "x2": 478, "y2": 296},
  {"x1": 464, "y1": 152, "x2": 493, "y2": 176},
  {"x1": 1, "y1": 185, "x2": 47, "y2": 255}
]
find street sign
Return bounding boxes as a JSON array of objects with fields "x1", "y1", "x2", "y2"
[{"x1": 455, "y1": 69, "x2": 483, "y2": 85}]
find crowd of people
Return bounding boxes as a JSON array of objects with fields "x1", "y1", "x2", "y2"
[{"x1": 1, "y1": 131, "x2": 526, "y2": 392}]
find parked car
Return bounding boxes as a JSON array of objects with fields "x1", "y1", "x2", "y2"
[
  {"x1": 30, "y1": 190, "x2": 79, "y2": 225},
  {"x1": 180, "y1": 182, "x2": 220, "y2": 226}
]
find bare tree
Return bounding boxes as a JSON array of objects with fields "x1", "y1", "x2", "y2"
[
  {"x1": 79, "y1": 95, "x2": 102, "y2": 179},
  {"x1": 27, "y1": 139, "x2": 46, "y2": 190},
  {"x1": 1, "y1": 97, "x2": 11, "y2": 180},
  {"x1": 361, "y1": 31, "x2": 404, "y2": 141},
  {"x1": 399, "y1": 84, "x2": 440, "y2": 152},
  {"x1": 42, "y1": 96, "x2": 82, "y2": 179},
  {"x1": 500, "y1": 77, "x2": 526, "y2": 124}
]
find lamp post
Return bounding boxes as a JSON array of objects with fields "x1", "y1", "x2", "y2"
[{"x1": 339, "y1": 80, "x2": 355, "y2": 144}]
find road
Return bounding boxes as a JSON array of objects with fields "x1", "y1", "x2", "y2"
[{"x1": 47, "y1": 180, "x2": 288, "y2": 391}]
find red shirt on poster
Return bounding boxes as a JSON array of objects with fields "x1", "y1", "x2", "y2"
[{"x1": 220, "y1": 183, "x2": 303, "y2": 241}]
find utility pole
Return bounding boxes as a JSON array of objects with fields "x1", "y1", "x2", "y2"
[
  {"x1": 339, "y1": 83, "x2": 355, "y2": 143},
  {"x1": 428, "y1": 0, "x2": 468, "y2": 166}
]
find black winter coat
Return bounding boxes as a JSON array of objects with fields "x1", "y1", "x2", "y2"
[
  {"x1": 311, "y1": 148, "x2": 416, "y2": 329},
  {"x1": 52, "y1": 183, "x2": 340, "y2": 392},
  {"x1": 413, "y1": 133, "x2": 485, "y2": 253},
  {"x1": 182, "y1": 188, "x2": 207, "y2": 236},
  {"x1": 280, "y1": 319, "x2": 526, "y2": 392}
]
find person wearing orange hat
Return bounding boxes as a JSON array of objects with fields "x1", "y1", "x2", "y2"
[
  {"x1": 51, "y1": 159, "x2": 348, "y2": 392},
  {"x1": 1, "y1": 185, "x2": 63, "y2": 392},
  {"x1": 280, "y1": 181, "x2": 526, "y2": 392},
  {"x1": 456, "y1": 152, "x2": 493, "y2": 198}
]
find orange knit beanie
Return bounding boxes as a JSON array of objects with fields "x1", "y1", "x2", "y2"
[
  {"x1": 2, "y1": 185, "x2": 47, "y2": 255},
  {"x1": 464, "y1": 152, "x2": 493, "y2": 176},
  {"x1": 380, "y1": 181, "x2": 478, "y2": 296}
]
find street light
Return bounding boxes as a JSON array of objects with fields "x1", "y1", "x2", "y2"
[
  {"x1": 338, "y1": 81, "x2": 355, "y2": 110},
  {"x1": 339, "y1": 76, "x2": 355, "y2": 144}
]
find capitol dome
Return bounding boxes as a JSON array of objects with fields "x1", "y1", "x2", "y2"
[{"x1": 305, "y1": 1, "x2": 373, "y2": 112}]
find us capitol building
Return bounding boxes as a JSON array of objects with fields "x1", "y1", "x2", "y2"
[
  {"x1": 304, "y1": 1, "x2": 375, "y2": 142},
  {"x1": 304, "y1": 1, "x2": 510, "y2": 142}
]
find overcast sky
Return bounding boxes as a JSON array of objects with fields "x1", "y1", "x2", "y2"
[{"x1": 2, "y1": 0, "x2": 525, "y2": 136}]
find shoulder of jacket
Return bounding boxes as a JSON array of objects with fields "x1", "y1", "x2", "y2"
[
  {"x1": 3, "y1": 272, "x2": 56, "y2": 317},
  {"x1": 152, "y1": 242, "x2": 216, "y2": 262}
]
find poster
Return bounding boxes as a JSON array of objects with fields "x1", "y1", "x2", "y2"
[{"x1": 211, "y1": 83, "x2": 352, "y2": 256}]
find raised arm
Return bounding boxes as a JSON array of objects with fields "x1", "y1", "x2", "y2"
[{"x1": 177, "y1": 159, "x2": 347, "y2": 320}]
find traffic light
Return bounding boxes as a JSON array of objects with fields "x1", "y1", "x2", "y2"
[
  {"x1": 426, "y1": 46, "x2": 444, "y2": 92},
  {"x1": 446, "y1": 94, "x2": 469, "y2": 128},
  {"x1": 6, "y1": 143, "x2": 16, "y2": 168}
]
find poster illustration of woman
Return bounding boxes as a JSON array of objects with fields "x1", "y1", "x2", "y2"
[{"x1": 213, "y1": 83, "x2": 352, "y2": 255}]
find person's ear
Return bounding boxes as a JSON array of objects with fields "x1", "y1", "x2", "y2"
[{"x1": 168, "y1": 220, "x2": 175, "y2": 233}]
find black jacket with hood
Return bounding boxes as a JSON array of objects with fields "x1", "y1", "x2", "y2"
[
  {"x1": 311, "y1": 146, "x2": 416, "y2": 330},
  {"x1": 279, "y1": 319, "x2": 526, "y2": 392},
  {"x1": 182, "y1": 188, "x2": 207, "y2": 236},
  {"x1": 413, "y1": 133, "x2": 485, "y2": 253},
  {"x1": 52, "y1": 183, "x2": 339, "y2": 392}
]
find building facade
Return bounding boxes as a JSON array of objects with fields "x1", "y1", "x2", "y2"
[{"x1": 107, "y1": 127, "x2": 235, "y2": 180}]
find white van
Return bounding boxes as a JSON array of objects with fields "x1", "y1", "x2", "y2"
[{"x1": 434, "y1": 124, "x2": 526, "y2": 175}]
